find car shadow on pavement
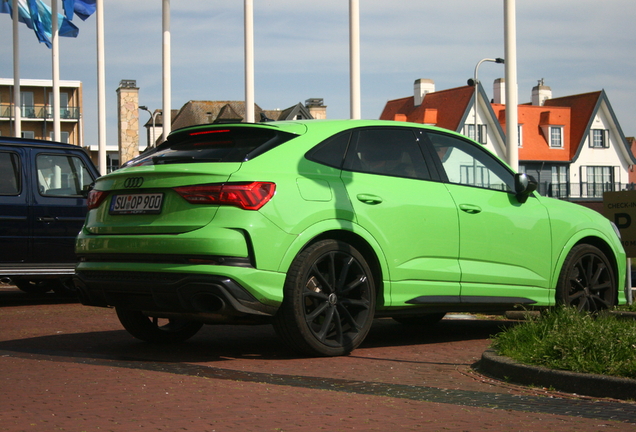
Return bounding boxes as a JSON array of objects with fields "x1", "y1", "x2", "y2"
[{"x1": 0, "y1": 316, "x2": 517, "y2": 364}]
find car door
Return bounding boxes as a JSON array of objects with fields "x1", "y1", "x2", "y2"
[
  {"x1": 424, "y1": 131, "x2": 553, "y2": 306},
  {"x1": 340, "y1": 127, "x2": 461, "y2": 306},
  {"x1": 30, "y1": 150, "x2": 96, "y2": 264},
  {"x1": 0, "y1": 148, "x2": 29, "y2": 264}
]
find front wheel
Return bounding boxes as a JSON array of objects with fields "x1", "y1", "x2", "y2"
[
  {"x1": 273, "y1": 240, "x2": 376, "y2": 357},
  {"x1": 115, "y1": 308, "x2": 203, "y2": 343},
  {"x1": 556, "y1": 244, "x2": 616, "y2": 312}
]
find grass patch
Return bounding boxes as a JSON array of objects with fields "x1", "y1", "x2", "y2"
[{"x1": 491, "y1": 307, "x2": 636, "y2": 379}]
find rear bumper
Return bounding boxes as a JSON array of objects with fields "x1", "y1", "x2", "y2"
[{"x1": 74, "y1": 270, "x2": 278, "y2": 320}]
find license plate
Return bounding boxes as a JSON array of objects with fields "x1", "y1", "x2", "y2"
[{"x1": 110, "y1": 193, "x2": 164, "y2": 215}]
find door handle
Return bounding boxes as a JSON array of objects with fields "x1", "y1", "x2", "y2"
[
  {"x1": 356, "y1": 194, "x2": 383, "y2": 205},
  {"x1": 37, "y1": 216, "x2": 58, "y2": 223},
  {"x1": 459, "y1": 204, "x2": 482, "y2": 214}
]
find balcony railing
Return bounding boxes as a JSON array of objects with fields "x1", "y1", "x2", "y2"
[
  {"x1": 0, "y1": 104, "x2": 80, "y2": 120},
  {"x1": 537, "y1": 181, "x2": 635, "y2": 200}
]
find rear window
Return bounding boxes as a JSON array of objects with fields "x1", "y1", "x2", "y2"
[{"x1": 126, "y1": 127, "x2": 298, "y2": 167}]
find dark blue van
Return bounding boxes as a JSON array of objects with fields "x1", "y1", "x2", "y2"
[{"x1": 0, "y1": 137, "x2": 100, "y2": 294}]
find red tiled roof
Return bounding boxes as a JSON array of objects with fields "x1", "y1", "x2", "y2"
[{"x1": 380, "y1": 86, "x2": 474, "y2": 131}]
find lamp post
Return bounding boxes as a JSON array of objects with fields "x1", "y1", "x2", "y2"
[
  {"x1": 139, "y1": 106, "x2": 158, "y2": 149},
  {"x1": 468, "y1": 57, "x2": 504, "y2": 143}
]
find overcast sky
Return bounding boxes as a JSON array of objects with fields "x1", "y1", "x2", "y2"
[{"x1": 1, "y1": 0, "x2": 635, "y2": 149}]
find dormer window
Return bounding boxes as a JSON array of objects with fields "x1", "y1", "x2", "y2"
[
  {"x1": 591, "y1": 129, "x2": 609, "y2": 148},
  {"x1": 549, "y1": 126, "x2": 563, "y2": 148}
]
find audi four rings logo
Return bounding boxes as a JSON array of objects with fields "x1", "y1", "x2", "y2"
[{"x1": 123, "y1": 177, "x2": 144, "y2": 188}]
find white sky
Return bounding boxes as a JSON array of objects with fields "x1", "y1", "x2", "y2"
[{"x1": 1, "y1": 0, "x2": 635, "y2": 148}]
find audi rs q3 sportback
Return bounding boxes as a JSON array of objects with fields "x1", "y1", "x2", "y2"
[{"x1": 74, "y1": 120, "x2": 627, "y2": 356}]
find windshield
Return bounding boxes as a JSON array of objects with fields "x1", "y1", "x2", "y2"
[{"x1": 125, "y1": 126, "x2": 298, "y2": 167}]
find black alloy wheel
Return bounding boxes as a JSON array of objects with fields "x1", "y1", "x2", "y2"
[
  {"x1": 556, "y1": 244, "x2": 616, "y2": 312},
  {"x1": 274, "y1": 239, "x2": 376, "y2": 357}
]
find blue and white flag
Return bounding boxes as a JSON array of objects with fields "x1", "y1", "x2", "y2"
[
  {"x1": 1, "y1": 0, "x2": 79, "y2": 48},
  {"x1": 63, "y1": 0, "x2": 96, "y2": 21}
]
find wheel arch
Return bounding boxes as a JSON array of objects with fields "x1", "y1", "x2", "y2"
[
  {"x1": 277, "y1": 222, "x2": 389, "y2": 306},
  {"x1": 552, "y1": 230, "x2": 624, "y2": 305}
]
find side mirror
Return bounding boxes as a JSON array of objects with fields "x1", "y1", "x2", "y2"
[{"x1": 514, "y1": 173, "x2": 537, "y2": 204}]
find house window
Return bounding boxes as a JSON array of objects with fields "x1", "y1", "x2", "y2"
[
  {"x1": 551, "y1": 165, "x2": 568, "y2": 198},
  {"x1": 20, "y1": 92, "x2": 35, "y2": 118},
  {"x1": 586, "y1": 166, "x2": 613, "y2": 197},
  {"x1": 466, "y1": 124, "x2": 475, "y2": 141},
  {"x1": 550, "y1": 126, "x2": 563, "y2": 147},
  {"x1": 518, "y1": 124, "x2": 523, "y2": 147},
  {"x1": 591, "y1": 129, "x2": 609, "y2": 148},
  {"x1": 107, "y1": 153, "x2": 120, "y2": 173},
  {"x1": 21, "y1": 131, "x2": 35, "y2": 139},
  {"x1": 49, "y1": 131, "x2": 70, "y2": 143},
  {"x1": 477, "y1": 125, "x2": 487, "y2": 144},
  {"x1": 465, "y1": 124, "x2": 487, "y2": 144}
]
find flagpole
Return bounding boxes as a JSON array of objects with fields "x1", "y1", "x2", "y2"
[
  {"x1": 504, "y1": 0, "x2": 519, "y2": 171},
  {"x1": 162, "y1": 0, "x2": 171, "y2": 141},
  {"x1": 349, "y1": 0, "x2": 361, "y2": 120},
  {"x1": 52, "y1": 0, "x2": 61, "y2": 141},
  {"x1": 12, "y1": 0, "x2": 21, "y2": 138},
  {"x1": 96, "y1": 0, "x2": 107, "y2": 174},
  {"x1": 244, "y1": 0, "x2": 255, "y2": 123}
]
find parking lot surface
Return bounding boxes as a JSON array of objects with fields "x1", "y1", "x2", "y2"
[{"x1": 1, "y1": 286, "x2": 635, "y2": 431}]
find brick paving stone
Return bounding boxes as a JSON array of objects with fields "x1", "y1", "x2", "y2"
[{"x1": 1, "y1": 295, "x2": 635, "y2": 431}]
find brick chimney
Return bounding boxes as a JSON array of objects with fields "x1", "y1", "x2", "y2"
[
  {"x1": 116, "y1": 79, "x2": 140, "y2": 164},
  {"x1": 532, "y1": 78, "x2": 552, "y2": 106},
  {"x1": 414, "y1": 79, "x2": 435, "y2": 106}
]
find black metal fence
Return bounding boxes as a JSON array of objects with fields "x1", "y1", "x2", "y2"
[{"x1": 536, "y1": 182, "x2": 636, "y2": 199}]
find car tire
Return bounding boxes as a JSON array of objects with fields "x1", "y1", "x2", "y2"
[
  {"x1": 556, "y1": 244, "x2": 616, "y2": 312},
  {"x1": 115, "y1": 308, "x2": 203, "y2": 343},
  {"x1": 273, "y1": 239, "x2": 376, "y2": 357},
  {"x1": 392, "y1": 312, "x2": 446, "y2": 325},
  {"x1": 13, "y1": 279, "x2": 54, "y2": 294}
]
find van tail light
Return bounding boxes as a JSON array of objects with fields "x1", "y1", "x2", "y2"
[
  {"x1": 174, "y1": 182, "x2": 276, "y2": 210},
  {"x1": 87, "y1": 189, "x2": 109, "y2": 210}
]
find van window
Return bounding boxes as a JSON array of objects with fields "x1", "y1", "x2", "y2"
[
  {"x1": 36, "y1": 154, "x2": 94, "y2": 196},
  {"x1": 0, "y1": 152, "x2": 20, "y2": 195}
]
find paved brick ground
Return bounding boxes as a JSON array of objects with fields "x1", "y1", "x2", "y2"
[{"x1": 1, "y1": 287, "x2": 635, "y2": 431}]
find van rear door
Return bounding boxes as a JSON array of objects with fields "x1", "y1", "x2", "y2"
[{"x1": 30, "y1": 150, "x2": 96, "y2": 263}]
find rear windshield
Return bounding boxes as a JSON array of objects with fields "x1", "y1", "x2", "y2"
[{"x1": 125, "y1": 126, "x2": 298, "y2": 167}]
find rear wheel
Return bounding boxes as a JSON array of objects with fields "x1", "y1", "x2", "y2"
[
  {"x1": 274, "y1": 240, "x2": 376, "y2": 357},
  {"x1": 556, "y1": 244, "x2": 616, "y2": 312},
  {"x1": 115, "y1": 308, "x2": 203, "y2": 343}
]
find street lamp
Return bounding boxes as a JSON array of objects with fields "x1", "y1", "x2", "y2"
[
  {"x1": 139, "y1": 105, "x2": 158, "y2": 149},
  {"x1": 467, "y1": 58, "x2": 504, "y2": 144}
]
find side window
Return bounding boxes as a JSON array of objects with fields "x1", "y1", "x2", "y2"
[
  {"x1": 305, "y1": 131, "x2": 351, "y2": 169},
  {"x1": 36, "y1": 154, "x2": 94, "y2": 197},
  {"x1": 427, "y1": 132, "x2": 514, "y2": 192},
  {"x1": 343, "y1": 128, "x2": 430, "y2": 179},
  {"x1": 0, "y1": 152, "x2": 20, "y2": 195}
]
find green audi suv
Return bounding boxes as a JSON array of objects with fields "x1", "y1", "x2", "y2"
[{"x1": 74, "y1": 120, "x2": 627, "y2": 356}]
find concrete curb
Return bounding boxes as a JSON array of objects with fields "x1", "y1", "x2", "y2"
[{"x1": 476, "y1": 349, "x2": 636, "y2": 401}]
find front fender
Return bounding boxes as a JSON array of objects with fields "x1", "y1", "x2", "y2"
[{"x1": 551, "y1": 228, "x2": 626, "y2": 304}]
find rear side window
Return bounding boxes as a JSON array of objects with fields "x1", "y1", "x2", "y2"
[
  {"x1": 0, "y1": 152, "x2": 20, "y2": 195},
  {"x1": 126, "y1": 127, "x2": 298, "y2": 166},
  {"x1": 36, "y1": 154, "x2": 95, "y2": 197},
  {"x1": 343, "y1": 128, "x2": 431, "y2": 180},
  {"x1": 305, "y1": 131, "x2": 351, "y2": 168}
]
